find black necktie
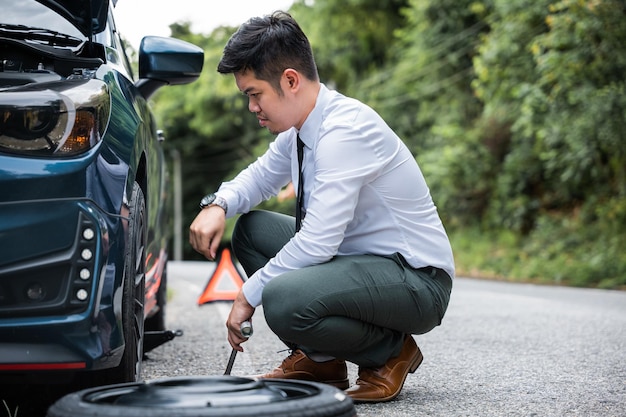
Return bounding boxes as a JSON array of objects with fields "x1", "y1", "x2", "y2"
[{"x1": 295, "y1": 134, "x2": 305, "y2": 232}]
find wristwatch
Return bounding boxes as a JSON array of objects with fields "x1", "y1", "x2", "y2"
[{"x1": 199, "y1": 193, "x2": 228, "y2": 213}]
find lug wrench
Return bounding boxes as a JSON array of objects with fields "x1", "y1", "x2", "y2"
[{"x1": 224, "y1": 321, "x2": 253, "y2": 375}]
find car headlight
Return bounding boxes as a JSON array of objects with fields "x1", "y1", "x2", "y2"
[{"x1": 0, "y1": 79, "x2": 110, "y2": 156}]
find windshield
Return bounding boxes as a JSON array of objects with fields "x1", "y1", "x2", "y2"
[{"x1": 0, "y1": 0, "x2": 85, "y2": 43}]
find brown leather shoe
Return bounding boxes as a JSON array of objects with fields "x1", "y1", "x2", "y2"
[
  {"x1": 345, "y1": 335, "x2": 423, "y2": 403},
  {"x1": 256, "y1": 349, "x2": 349, "y2": 390}
]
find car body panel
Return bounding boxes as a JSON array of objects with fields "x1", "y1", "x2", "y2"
[
  {"x1": 36, "y1": 0, "x2": 110, "y2": 36},
  {"x1": 0, "y1": 0, "x2": 203, "y2": 382}
]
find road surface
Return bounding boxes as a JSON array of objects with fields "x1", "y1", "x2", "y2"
[{"x1": 141, "y1": 261, "x2": 626, "y2": 417}]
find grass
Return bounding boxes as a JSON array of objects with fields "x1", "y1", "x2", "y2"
[{"x1": 448, "y1": 220, "x2": 626, "y2": 290}]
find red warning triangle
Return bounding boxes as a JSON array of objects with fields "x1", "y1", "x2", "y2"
[{"x1": 197, "y1": 247, "x2": 246, "y2": 305}]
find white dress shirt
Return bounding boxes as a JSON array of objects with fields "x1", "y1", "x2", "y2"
[{"x1": 217, "y1": 84, "x2": 455, "y2": 307}]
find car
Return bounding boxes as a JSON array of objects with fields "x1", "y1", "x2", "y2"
[{"x1": 0, "y1": 0, "x2": 203, "y2": 389}]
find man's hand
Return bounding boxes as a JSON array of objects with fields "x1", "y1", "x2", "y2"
[
  {"x1": 189, "y1": 206, "x2": 226, "y2": 260},
  {"x1": 227, "y1": 291, "x2": 255, "y2": 352}
]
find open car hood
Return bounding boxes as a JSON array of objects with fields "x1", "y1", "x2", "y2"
[{"x1": 36, "y1": 0, "x2": 111, "y2": 36}]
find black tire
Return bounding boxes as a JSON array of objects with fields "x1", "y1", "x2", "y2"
[
  {"x1": 47, "y1": 376, "x2": 356, "y2": 417},
  {"x1": 101, "y1": 182, "x2": 146, "y2": 384}
]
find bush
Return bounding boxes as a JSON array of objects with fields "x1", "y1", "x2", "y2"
[{"x1": 449, "y1": 197, "x2": 626, "y2": 290}]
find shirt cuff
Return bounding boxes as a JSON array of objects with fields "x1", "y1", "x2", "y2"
[
  {"x1": 241, "y1": 275, "x2": 263, "y2": 307},
  {"x1": 215, "y1": 189, "x2": 237, "y2": 217}
]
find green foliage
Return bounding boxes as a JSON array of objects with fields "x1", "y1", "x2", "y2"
[
  {"x1": 290, "y1": 0, "x2": 409, "y2": 91},
  {"x1": 451, "y1": 202, "x2": 626, "y2": 289},
  {"x1": 359, "y1": 0, "x2": 488, "y2": 148},
  {"x1": 526, "y1": 0, "x2": 626, "y2": 205}
]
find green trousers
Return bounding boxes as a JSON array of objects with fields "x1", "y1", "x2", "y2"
[{"x1": 232, "y1": 210, "x2": 453, "y2": 367}]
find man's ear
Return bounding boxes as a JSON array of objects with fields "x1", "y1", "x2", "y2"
[{"x1": 283, "y1": 68, "x2": 300, "y2": 91}]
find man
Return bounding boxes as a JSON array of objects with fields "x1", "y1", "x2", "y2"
[{"x1": 189, "y1": 11, "x2": 454, "y2": 403}]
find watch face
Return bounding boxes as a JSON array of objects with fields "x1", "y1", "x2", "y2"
[{"x1": 200, "y1": 193, "x2": 216, "y2": 208}]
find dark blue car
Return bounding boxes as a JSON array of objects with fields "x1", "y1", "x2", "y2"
[{"x1": 0, "y1": 0, "x2": 203, "y2": 387}]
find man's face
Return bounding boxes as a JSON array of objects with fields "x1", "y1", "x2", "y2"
[{"x1": 235, "y1": 70, "x2": 296, "y2": 135}]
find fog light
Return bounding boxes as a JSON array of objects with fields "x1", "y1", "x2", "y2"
[
  {"x1": 82, "y1": 228, "x2": 95, "y2": 240},
  {"x1": 81, "y1": 248, "x2": 93, "y2": 261},
  {"x1": 26, "y1": 282, "x2": 46, "y2": 301},
  {"x1": 76, "y1": 289, "x2": 88, "y2": 301},
  {"x1": 79, "y1": 268, "x2": 91, "y2": 280}
]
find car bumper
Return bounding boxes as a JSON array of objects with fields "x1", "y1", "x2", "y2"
[{"x1": 0, "y1": 198, "x2": 126, "y2": 371}]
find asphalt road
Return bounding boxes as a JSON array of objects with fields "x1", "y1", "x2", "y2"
[{"x1": 140, "y1": 261, "x2": 626, "y2": 417}]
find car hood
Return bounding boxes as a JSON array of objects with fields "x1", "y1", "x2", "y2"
[{"x1": 36, "y1": 0, "x2": 111, "y2": 36}]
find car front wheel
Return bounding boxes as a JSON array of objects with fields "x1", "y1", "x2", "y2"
[{"x1": 102, "y1": 182, "x2": 146, "y2": 384}]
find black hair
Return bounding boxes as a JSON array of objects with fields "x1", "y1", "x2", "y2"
[{"x1": 217, "y1": 11, "x2": 319, "y2": 93}]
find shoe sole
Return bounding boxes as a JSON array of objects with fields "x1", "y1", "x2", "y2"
[
  {"x1": 348, "y1": 348, "x2": 424, "y2": 404},
  {"x1": 256, "y1": 375, "x2": 349, "y2": 391},
  {"x1": 323, "y1": 378, "x2": 350, "y2": 390}
]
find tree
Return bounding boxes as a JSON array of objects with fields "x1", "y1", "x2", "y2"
[
  {"x1": 526, "y1": 0, "x2": 626, "y2": 207},
  {"x1": 470, "y1": 0, "x2": 626, "y2": 231},
  {"x1": 356, "y1": 0, "x2": 493, "y2": 223},
  {"x1": 290, "y1": 0, "x2": 409, "y2": 92}
]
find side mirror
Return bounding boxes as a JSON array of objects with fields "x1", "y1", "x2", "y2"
[{"x1": 136, "y1": 36, "x2": 204, "y2": 98}]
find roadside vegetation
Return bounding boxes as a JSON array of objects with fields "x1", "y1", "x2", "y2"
[{"x1": 146, "y1": 0, "x2": 626, "y2": 289}]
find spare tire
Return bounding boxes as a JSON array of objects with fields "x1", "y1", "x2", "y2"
[{"x1": 47, "y1": 375, "x2": 356, "y2": 417}]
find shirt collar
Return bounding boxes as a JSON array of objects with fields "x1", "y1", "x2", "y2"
[{"x1": 298, "y1": 83, "x2": 331, "y2": 148}]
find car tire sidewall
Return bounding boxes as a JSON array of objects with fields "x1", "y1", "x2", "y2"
[
  {"x1": 124, "y1": 182, "x2": 146, "y2": 382},
  {"x1": 102, "y1": 182, "x2": 146, "y2": 384},
  {"x1": 46, "y1": 377, "x2": 356, "y2": 417}
]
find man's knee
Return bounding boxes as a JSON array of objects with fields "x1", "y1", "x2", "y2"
[
  {"x1": 262, "y1": 275, "x2": 303, "y2": 337},
  {"x1": 231, "y1": 211, "x2": 266, "y2": 265}
]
